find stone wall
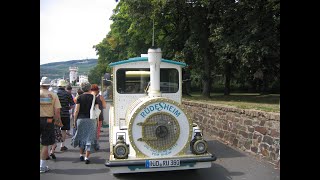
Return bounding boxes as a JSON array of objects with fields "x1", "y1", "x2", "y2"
[{"x1": 182, "y1": 100, "x2": 280, "y2": 164}]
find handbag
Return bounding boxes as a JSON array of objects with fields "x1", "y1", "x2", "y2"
[{"x1": 90, "y1": 94, "x2": 101, "y2": 120}]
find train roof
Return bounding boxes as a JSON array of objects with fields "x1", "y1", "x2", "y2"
[{"x1": 109, "y1": 57, "x2": 187, "y2": 67}]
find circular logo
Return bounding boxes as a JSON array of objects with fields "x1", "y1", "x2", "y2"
[{"x1": 129, "y1": 98, "x2": 192, "y2": 157}]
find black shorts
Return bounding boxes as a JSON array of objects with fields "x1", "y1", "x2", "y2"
[
  {"x1": 61, "y1": 117, "x2": 70, "y2": 130},
  {"x1": 40, "y1": 117, "x2": 55, "y2": 146}
]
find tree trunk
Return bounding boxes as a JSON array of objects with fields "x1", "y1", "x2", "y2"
[
  {"x1": 201, "y1": 21, "x2": 211, "y2": 98},
  {"x1": 182, "y1": 69, "x2": 191, "y2": 96},
  {"x1": 261, "y1": 70, "x2": 269, "y2": 94},
  {"x1": 261, "y1": 58, "x2": 270, "y2": 95},
  {"x1": 201, "y1": 40, "x2": 211, "y2": 98},
  {"x1": 224, "y1": 62, "x2": 231, "y2": 95}
]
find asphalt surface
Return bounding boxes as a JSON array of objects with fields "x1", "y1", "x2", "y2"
[{"x1": 40, "y1": 127, "x2": 280, "y2": 180}]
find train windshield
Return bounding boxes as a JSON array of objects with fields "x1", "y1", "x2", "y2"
[{"x1": 116, "y1": 68, "x2": 179, "y2": 94}]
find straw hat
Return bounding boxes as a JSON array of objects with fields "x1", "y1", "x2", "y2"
[{"x1": 57, "y1": 79, "x2": 67, "y2": 87}]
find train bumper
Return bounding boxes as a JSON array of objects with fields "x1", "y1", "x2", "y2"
[{"x1": 105, "y1": 154, "x2": 217, "y2": 174}]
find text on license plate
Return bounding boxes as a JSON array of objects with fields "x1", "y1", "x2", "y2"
[{"x1": 145, "y1": 159, "x2": 180, "y2": 168}]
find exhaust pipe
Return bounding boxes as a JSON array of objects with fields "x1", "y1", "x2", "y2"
[{"x1": 147, "y1": 47, "x2": 162, "y2": 98}]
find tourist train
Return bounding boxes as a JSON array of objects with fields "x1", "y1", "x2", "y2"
[{"x1": 105, "y1": 47, "x2": 217, "y2": 174}]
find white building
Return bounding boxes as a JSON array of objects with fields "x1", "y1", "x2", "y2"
[
  {"x1": 69, "y1": 67, "x2": 78, "y2": 84},
  {"x1": 78, "y1": 75, "x2": 88, "y2": 84}
]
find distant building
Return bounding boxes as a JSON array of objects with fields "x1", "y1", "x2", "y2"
[
  {"x1": 69, "y1": 67, "x2": 78, "y2": 85},
  {"x1": 69, "y1": 66, "x2": 89, "y2": 86},
  {"x1": 78, "y1": 75, "x2": 88, "y2": 85}
]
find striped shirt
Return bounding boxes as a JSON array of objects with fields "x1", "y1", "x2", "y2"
[{"x1": 57, "y1": 88, "x2": 75, "y2": 118}]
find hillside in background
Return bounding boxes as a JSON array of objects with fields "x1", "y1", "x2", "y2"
[{"x1": 40, "y1": 59, "x2": 97, "y2": 80}]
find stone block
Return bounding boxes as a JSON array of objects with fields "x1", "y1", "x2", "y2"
[
  {"x1": 270, "y1": 129, "x2": 280, "y2": 138},
  {"x1": 231, "y1": 128, "x2": 238, "y2": 134},
  {"x1": 203, "y1": 118, "x2": 208, "y2": 124},
  {"x1": 233, "y1": 139, "x2": 239, "y2": 146},
  {"x1": 222, "y1": 124, "x2": 228, "y2": 130},
  {"x1": 260, "y1": 143, "x2": 270, "y2": 151},
  {"x1": 262, "y1": 135, "x2": 274, "y2": 145},
  {"x1": 252, "y1": 120, "x2": 260, "y2": 126},
  {"x1": 229, "y1": 133, "x2": 236, "y2": 142},
  {"x1": 234, "y1": 117, "x2": 240, "y2": 122},
  {"x1": 236, "y1": 124, "x2": 247, "y2": 131},
  {"x1": 248, "y1": 126, "x2": 255, "y2": 133},
  {"x1": 244, "y1": 119, "x2": 253, "y2": 126},
  {"x1": 227, "y1": 122, "x2": 233, "y2": 131},
  {"x1": 253, "y1": 132, "x2": 260, "y2": 139},
  {"x1": 269, "y1": 145, "x2": 274, "y2": 152},
  {"x1": 239, "y1": 130, "x2": 248, "y2": 138},
  {"x1": 270, "y1": 152, "x2": 276, "y2": 161},
  {"x1": 251, "y1": 146, "x2": 258, "y2": 153},
  {"x1": 216, "y1": 122, "x2": 222, "y2": 129},
  {"x1": 239, "y1": 118, "x2": 244, "y2": 125},
  {"x1": 219, "y1": 131, "x2": 224, "y2": 139},
  {"x1": 255, "y1": 126, "x2": 267, "y2": 135},
  {"x1": 266, "y1": 121, "x2": 273, "y2": 128},
  {"x1": 259, "y1": 120, "x2": 266, "y2": 126},
  {"x1": 261, "y1": 147, "x2": 270, "y2": 157},
  {"x1": 252, "y1": 139, "x2": 259, "y2": 147},
  {"x1": 212, "y1": 129, "x2": 219, "y2": 136},
  {"x1": 244, "y1": 140, "x2": 251, "y2": 150}
]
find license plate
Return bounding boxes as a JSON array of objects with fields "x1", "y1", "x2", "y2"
[{"x1": 145, "y1": 159, "x2": 180, "y2": 168}]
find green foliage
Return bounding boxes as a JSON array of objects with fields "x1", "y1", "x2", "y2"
[
  {"x1": 93, "y1": 0, "x2": 280, "y2": 95},
  {"x1": 88, "y1": 66, "x2": 101, "y2": 85}
]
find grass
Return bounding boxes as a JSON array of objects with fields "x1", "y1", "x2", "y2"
[{"x1": 183, "y1": 93, "x2": 280, "y2": 113}]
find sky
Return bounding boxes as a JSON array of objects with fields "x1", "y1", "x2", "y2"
[{"x1": 40, "y1": 0, "x2": 118, "y2": 65}]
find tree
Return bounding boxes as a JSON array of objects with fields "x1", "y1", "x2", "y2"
[{"x1": 94, "y1": 0, "x2": 280, "y2": 95}]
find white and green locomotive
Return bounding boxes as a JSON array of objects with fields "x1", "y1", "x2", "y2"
[{"x1": 105, "y1": 47, "x2": 216, "y2": 174}]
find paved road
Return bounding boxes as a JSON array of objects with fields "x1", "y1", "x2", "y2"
[{"x1": 40, "y1": 127, "x2": 280, "y2": 180}]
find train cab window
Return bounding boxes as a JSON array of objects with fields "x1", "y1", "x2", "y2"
[{"x1": 116, "y1": 68, "x2": 179, "y2": 94}]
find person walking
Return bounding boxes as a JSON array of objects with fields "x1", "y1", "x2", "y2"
[
  {"x1": 74, "y1": 89, "x2": 84, "y2": 103},
  {"x1": 40, "y1": 77, "x2": 61, "y2": 173},
  {"x1": 72, "y1": 89, "x2": 84, "y2": 136},
  {"x1": 66, "y1": 85, "x2": 75, "y2": 136},
  {"x1": 91, "y1": 84, "x2": 107, "y2": 148},
  {"x1": 57, "y1": 79, "x2": 75, "y2": 151},
  {"x1": 71, "y1": 82, "x2": 99, "y2": 164},
  {"x1": 47, "y1": 85, "x2": 64, "y2": 160}
]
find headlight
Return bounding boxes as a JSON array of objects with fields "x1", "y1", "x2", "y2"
[
  {"x1": 192, "y1": 140, "x2": 208, "y2": 155},
  {"x1": 190, "y1": 132, "x2": 208, "y2": 155},
  {"x1": 114, "y1": 143, "x2": 129, "y2": 159},
  {"x1": 113, "y1": 135, "x2": 129, "y2": 159}
]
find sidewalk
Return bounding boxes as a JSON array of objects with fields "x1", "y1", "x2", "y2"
[
  {"x1": 40, "y1": 127, "x2": 110, "y2": 180},
  {"x1": 40, "y1": 127, "x2": 280, "y2": 180}
]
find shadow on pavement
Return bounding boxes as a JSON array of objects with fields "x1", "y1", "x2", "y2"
[
  {"x1": 113, "y1": 163, "x2": 244, "y2": 180},
  {"x1": 61, "y1": 147, "x2": 110, "y2": 153},
  {"x1": 47, "y1": 168, "x2": 109, "y2": 175},
  {"x1": 48, "y1": 156, "x2": 107, "y2": 165},
  {"x1": 207, "y1": 140, "x2": 246, "y2": 159}
]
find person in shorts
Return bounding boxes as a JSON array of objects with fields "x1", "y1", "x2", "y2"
[
  {"x1": 40, "y1": 77, "x2": 61, "y2": 173},
  {"x1": 57, "y1": 79, "x2": 75, "y2": 151}
]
